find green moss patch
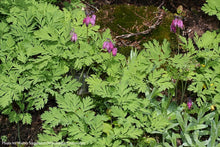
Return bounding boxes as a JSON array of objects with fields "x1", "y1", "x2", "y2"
[{"x1": 96, "y1": 4, "x2": 178, "y2": 56}]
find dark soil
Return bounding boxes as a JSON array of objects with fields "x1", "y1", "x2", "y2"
[{"x1": 0, "y1": 0, "x2": 219, "y2": 146}]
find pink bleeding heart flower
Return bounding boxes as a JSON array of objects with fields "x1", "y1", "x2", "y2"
[
  {"x1": 170, "y1": 17, "x2": 184, "y2": 33},
  {"x1": 103, "y1": 41, "x2": 108, "y2": 49},
  {"x1": 103, "y1": 40, "x2": 117, "y2": 56},
  {"x1": 90, "y1": 15, "x2": 96, "y2": 26},
  {"x1": 177, "y1": 19, "x2": 183, "y2": 29},
  {"x1": 170, "y1": 21, "x2": 176, "y2": 33},
  {"x1": 83, "y1": 16, "x2": 90, "y2": 27},
  {"x1": 83, "y1": 14, "x2": 96, "y2": 27},
  {"x1": 173, "y1": 18, "x2": 179, "y2": 26},
  {"x1": 103, "y1": 40, "x2": 114, "y2": 53},
  {"x1": 108, "y1": 41, "x2": 114, "y2": 52},
  {"x1": 112, "y1": 48, "x2": 117, "y2": 56},
  {"x1": 70, "y1": 32, "x2": 77, "y2": 42},
  {"x1": 187, "y1": 99, "x2": 192, "y2": 109}
]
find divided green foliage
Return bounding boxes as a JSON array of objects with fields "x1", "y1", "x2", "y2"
[
  {"x1": 39, "y1": 67, "x2": 174, "y2": 146},
  {"x1": 38, "y1": 94, "x2": 108, "y2": 145},
  {"x1": 143, "y1": 39, "x2": 171, "y2": 68},
  {"x1": 87, "y1": 72, "x2": 144, "y2": 113},
  {"x1": 139, "y1": 111, "x2": 171, "y2": 134},
  {"x1": 37, "y1": 92, "x2": 143, "y2": 146},
  {"x1": 85, "y1": 30, "x2": 220, "y2": 145},
  {"x1": 0, "y1": 0, "x2": 112, "y2": 125},
  {"x1": 1, "y1": 0, "x2": 220, "y2": 146},
  {"x1": 181, "y1": 31, "x2": 220, "y2": 111},
  {"x1": 148, "y1": 68, "x2": 174, "y2": 92},
  {"x1": 168, "y1": 54, "x2": 196, "y2": 80},
  {"x1": 143, "y1": 39, "x2": 174, "y2": 93},
  {"x1": 202, "y1": 0, "x2": 220, "y2": 20},
  {"x1": 39, "y1": 38, "x2": 181, "y2": 146},
  {"x1": 85, "y1": 43, "x2": 181, "y2": 145}
]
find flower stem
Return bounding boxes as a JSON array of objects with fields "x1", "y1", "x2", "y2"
[
  {"x1": 177, "y1": 28, "x2": 180, "y2": 54},
  {"x1": 87, "y1": 27, "x2": 88, "y2": 43}
]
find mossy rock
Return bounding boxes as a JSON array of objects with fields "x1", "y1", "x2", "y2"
[{"x1": 96, "y1": 4, "x2": 178, "y2": 57}]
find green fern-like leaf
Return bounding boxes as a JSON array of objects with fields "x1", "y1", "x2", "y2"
[
  {"x1": 87, "y1": 75, "x2": 113, "y2": 97},
  {"x1": 113, "y1": 122, "x2": 143, "y2": 140},
  {"x1": 56, "y1": 93, "x2": 81, "y2": 113},
  {"x1": 54, "y1": 76, "x2": 81, "y2": 95},
  {"x1": 22, "y1": 113, "x2": 32, "y2": 124},
  {"x1": 144, "y1": 39, "x2": 171, "y2": 67},
  {"x1": 202, "y1": 0, "x2": 220, "y2": 20},
  {"x1": 144, "y1": 111, "x2": 170, "y2": 134},
  {"x1": 111, "y1": 106, "x2": 127, "y2": 118},
  {"x1": 34, "y1": 26, "x2": 59, "y2": 41},
  {"x1": 37, "y1": 125, "x2": 63, "y2": 143},
  {"x1": 0, "y1": 73, "x2": 22, "y2": 108},
  {"x1": 148, "y1": 68, "x2": 174, "y2": 92},
  {"x1": 41, "y1": 107, "x2": 66, "y2": 127},
  {"x1": 194, "y1": 31, "x2": 220, "y2": 51}
]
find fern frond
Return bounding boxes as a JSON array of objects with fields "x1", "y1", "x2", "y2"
[
  {"x1": 144, "y1": 111, "x2": 170, "y2": 134},
  {"x1": 148, "y1": 68, "x2": 174, "y2": 92},
  {"x1": 54, "y1": 76, "x2": 81, "y2": 95},
  {"x1": 113, "y1": 123, "x2": 143, "y2": 140},
  {"x1": 144, "y1": 39, "x2": 171, "y2": 67},
  {"x1": 87, "y1": 75, "x2": 113, "y2": 97},
  {"x1": 202, "y1": 0, "x2": 220, "y2": 20},
  {"x1": 41, "y1": 107, "x2": 66, "y2": 127},
  {"x1": 111, "y1": 106, "x2": 127, "y2": 118}
]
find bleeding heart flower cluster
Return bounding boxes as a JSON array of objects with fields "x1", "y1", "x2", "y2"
[
  {"x1": 70, "y1": 15, "x2": 117, "y2": 56},
  {"x1": 83, "y1": 15, "x2": 96, "y2": 27},
  {"x1": 70, "y1": 15, "x2": 96, "y2": 42},
  {"x1": 170, "y1": 17, "x2": 183, "y2": 33},
  {"x1": 103, "y1": 40, "x2": 117, "y2": 56}
]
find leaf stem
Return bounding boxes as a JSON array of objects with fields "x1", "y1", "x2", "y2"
[
  {"x1": 79, "y1": 67, "x2": 85, "y2": 82},
  {"x1": 181, "y1": 80, "x2": 187, "y2": 103},
  {"x1": 175, "y1": 79, "x2": 179, "y2": 100}
]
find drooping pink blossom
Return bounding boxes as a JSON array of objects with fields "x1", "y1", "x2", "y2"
[
  {"x1": 112, "y1": 48, "x2": 117, "y2": 56},
  {"x1": 103, "y1": 41, "x2": 108, "y2": 49},
  {"x1": 83, "y1": 16, "x2": 91, "y2": 27},
  {"x1": 103, "y1": 40, "x2": 117, "y2": 56},
  {"x1": 187, "y1": 99, "x2": 192, "y2": 109},
  {"x1": 170, "y1": 21, "x2": 176, "y2": 33},
  {"x1": 90, "y1": 15, "x2": 96, "y2": 26},
  {"x1": 170, "y1": 17, "x2": 184, "y2": 33},
  {"x1": 70, "y1": 32, "x2": 77, "y2": 42},
  {"x1": 83, "y1": 15, "x2": 96, "y2": 27},
  {"x1": 173, "y1": 18, "x2": 179, "y2": 26},
  {"x1": 177, "y1": 19, "x2": 183, "y2": 29},
  {"x1": 103, "y1": 40, "x2": 114, "y2": 53},
  {"x1": 108, "y1": 41, "x2": 114, "y2": 53}
]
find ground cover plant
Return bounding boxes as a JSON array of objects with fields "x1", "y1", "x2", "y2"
[{"x1": 0, "y1": 0, "x2": 220, "y2": 146}]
